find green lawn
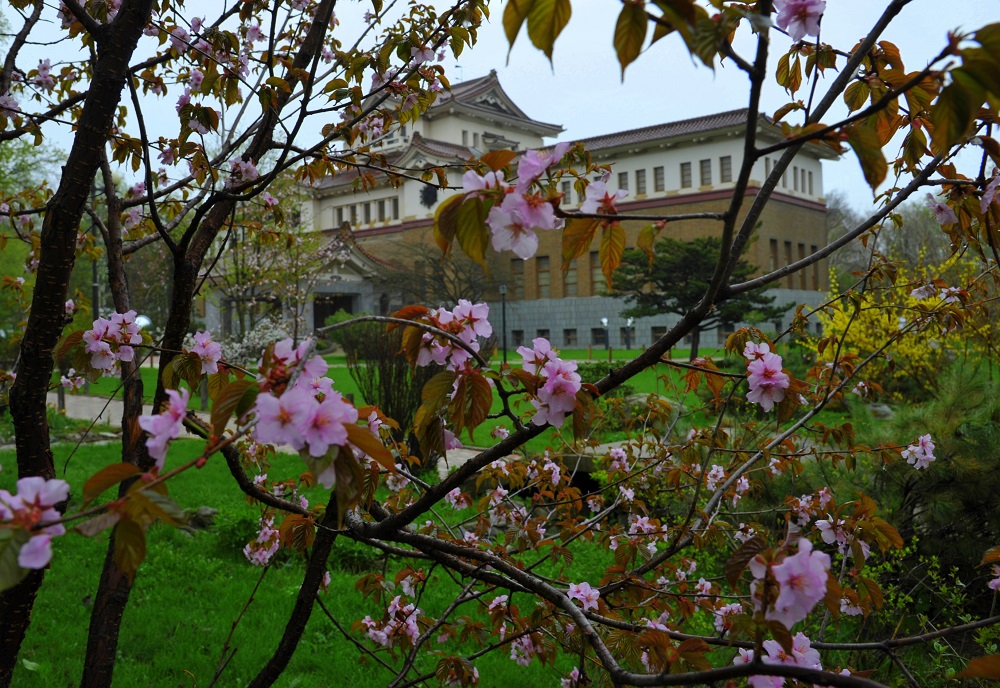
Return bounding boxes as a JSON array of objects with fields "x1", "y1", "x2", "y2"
[{"x1": 2, "y1": 441, "x2": 589, "y2": 687}]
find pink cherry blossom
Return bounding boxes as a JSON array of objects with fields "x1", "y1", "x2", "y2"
[
  {"x1": 768, "y1": 538, "x2": 831, "y2": 627},
  {"x1": 253, "y1": 388, "x2": 312, "y2": 450},
  {"x1": 926, "y1": 193, "x2": 958, "y2": 225},
  {"x1": 18, "y1": 534, "x2": 54, "y2": 569},
  {"x1": 300, "y1": 394, "x2": 357, "y2": 457},
  {"x1": 190, "y1": 330, "x2": 223, "y2": 374},
  {"x1": 580, "y1": 177, "x2": 627, "y2": 215},
  {"x1": 981, "y1": 174, "x2": 1000, "y2": 214},
  {"x1": 515, "y1": 142, "x2": 570, "y2": 191},
  {"x1": 138, "y1": 387, "x2": 190, "y2": 470},
  {"x1": 773, "y1": 0, "x2": 826, "y2": 42},
  {"x1": 461, "y1": 169, "x2": 506, "y2": 196},
  {"x1": 567, "y1": 581, "x2": 600, "y2": 611},
  {"x1": 743, "y1": 341, "x2": 771, "y2": 360},
  {"x1": 746, "y1": 352, "x2": 790, "y2": 412},
  {"x1": 901, "y1": 434, "x2": 936, "y2": 470},
  {"x1": 486, "y1": 203, "x2": 539, "y2": 259}
]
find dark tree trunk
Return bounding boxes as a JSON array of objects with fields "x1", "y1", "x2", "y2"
[
  {"x1": 688, "y1": 327, "x2": 701, "y2": 362},
  {"x1": 0, "y1": 3, "x2": 154, "y2": 684}
]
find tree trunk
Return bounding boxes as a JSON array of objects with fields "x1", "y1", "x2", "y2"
[
  {"x1": 0, "y1": 3, "x2": 154, "y2": 683},
  {"x1": 688, "y1": 327, "x2": 701, "y2": 362}
]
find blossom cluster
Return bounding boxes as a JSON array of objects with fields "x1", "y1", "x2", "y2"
[
  {"x1": 464, "y1": 143, "x2": 570, "y2": 260},
  {"x1": 750, "y1": 539, "x2": 831, "y2": 629},
  {"x1": 361, "y1": 595, "x2": 422, "y2": 648},
  {"x1": 734, "y1": 632, "x2": 830, "y2": 688},
  {"x1": 189, "y1": 331, "x2": 223, "y2": 374},
  {"x1": 414, "y1": 300, "x2": 492, "y2": 371},
  {"x1": 772, "y1": 0, "x2": 826, "y2": 42},
  {"x1": 566, "y1": 581, "x2": 600, "y2": 611},
  {"x1": 517, "y1": 337, "x2": 581, "y2": 427},
  {"x1": 0, "y1": 477, "x2": 71, "y2": 569},
  {"x1": 901, "y1": 434, "x2": 936, "y2": 470},
  {"x1": 243, "y1": 515, "x2": 279, "y2": 566},
  {"x1": 743, "y1": 342, "x2": 790, "y2": 412},
  {"x1": 83, "y1": 310, "x2": 144, "y2": 375},
  {"x1": 253, "y1": 339, "x2": 358, "y2": 488}
]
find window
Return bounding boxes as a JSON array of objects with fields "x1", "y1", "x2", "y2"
[
  {"x1": 798, "y1": 243, "x2": 807, "y2": 289},
  {"x1": 651, "y1": 325, "x2": 667, "y2": 341},
  {"x1": 512, "y1": 330, "x2": 524, "y2": 347},
  {"x1": 784, "y1": 241, "x2": 793, "y2": 288},
  {"x1": 536, "y1": 255, "x2": 550, "y2": 298},
  {"x1": 680, "y1": 162, "x2": 692, "y2": 188},
  {"x1": 350, "y1": 205, "x2": 358, "y2": 224},
  {"x1": 473, "y1": 132, "x2": 480, "y2": 147},
  {"x1": 336, "y1": 207, "x2": 344, "y2": 226},
  {"x1": 563, "y1": 329, "x2": 578, "y2": 347},
  {"x1": 363, "y1": 202, "x2": 371, "y2": 224},
  {"x1": 808, "y1": 171, "x2": 814, "y2": 195},
  {"x1": 590, "y1": 251, "x2": 605, "y2": 293},
  {"x1": 618, "y1": 171, "x2": 629, "y2": 191},
  {"x1": 801, "y1": 168, "x2": 807, "y2": 193},
  {"x1": 591, "y1": 328, "x2": 608, "y2": 347},
  {"x1": 699, "y1": 159, "x2": 712, "y2": 186},
  {"x1": 781, "y1": 170, "x2": 788, "y2": 188},
  {"x1": 718, "y1": 321, "x2": 736, "y2": 337},
  {"x1": 563, "y1": 257, "x2": 578, "y2": 296},
  {"x1": 536, "y1": 329, "x2": 550, "y2": 340},
  {"x1": 765, "y1": 157, "x2": 772, "y2": 176},
  {"x1": 793, "y1": 166, "x2": 799, "y2": 191},
  {"x1": 561, "y1": 180, "x2": 571, "y2": 201},
  {"x1": 620, "y1": 326, "x2": 636, "y2": 347},
  {"x1": 510, "y1": 259, "x2": 525, "y2": 300},
  {"x1": 770, "y1": 239, "x2": 779, "y2": 271},
  {"x1": 720, "y1": 155, "x2": 732, "y2": 183},
  {"x1": 401, "y1": 125, "x2": 407, "y2": 137},
  {"x1": 635, "y1": 169, "x2": 647, "y2": 195},
  {"x1": 392, "y1": 198, "x2": 399, "y2": 220},
  {"x1": 378, "y1": 199, "x2": 386, "y2": 222},
  {"x1": 462, "y1": 130, "x2": 468, "y2": 146},
  {"x1": 654, "y1": 166, "x2": 665, "y2": 192}
]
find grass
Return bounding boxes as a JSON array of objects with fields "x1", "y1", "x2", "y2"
[{"x1": 2, "y1": 441, "x2": 593, "y2": 687}]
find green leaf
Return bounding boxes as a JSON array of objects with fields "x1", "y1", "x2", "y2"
[
  {"x1": 455, "y1": 196, "x2": 490, "y2": 269},
  {"x1": 422, "y1": 370, "x2": 458, "y2": 411},
  {"x1": 503, "y1": 0, "x2": 533, "y2": 50},
  {"x1": 526, "y1": 0, "x2": 572, "y2": 62},
  {"x1": 0, "y1": 528, "x2": 31, "y2": 594},
  {"x1": 113, "y1": 518, "x2": 147, "y2": 583},
  {"x1": 843, "y1": 81, "x2": 871, "y2": 112},
  {"x1": 844, "y1": 122, "x2": 888, "y2": 189},
  {"x1": 433, "y1": 194, "x2": 464, "y2": 256},
  {"x1": 930, "y1": 70, "x2": 984, "y2": 154},
  {"x1": 614, "y1": 3, "x2": 647, "y2": 78},
  {"x1": 83, "y1": 463, "x2": 142, "y2": 506}
]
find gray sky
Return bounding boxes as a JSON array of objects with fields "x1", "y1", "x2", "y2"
[
  {"x1": 6, "y1": 1, "x2": 997, "y2": 212},
  {"x1": 437, "y1": 0, "x2": 997, "y2": 212}
]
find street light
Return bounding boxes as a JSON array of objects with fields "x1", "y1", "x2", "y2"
[
  {"x1": 625, "y1": 317, "x2": 634, "y2": 350},
  {"x1": 499, "y1": 283, "x2": 508, "y2": 365},
  {"x1": 600, "y1": 317, "x2": 609, "y2": 350}
]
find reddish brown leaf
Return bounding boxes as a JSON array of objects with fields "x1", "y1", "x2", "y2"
[
  {"x1": 345, "y1": 422, "x2": 395, "y2": 473},
  {"x1": 83, "y1": 463, "x2": 142, "y2": 506}
]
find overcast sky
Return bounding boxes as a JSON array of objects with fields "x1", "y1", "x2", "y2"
[
  {"x1": 6, "y1": 1, "x2": 997, "y2": 212},
  {"x1": 433, "y1": 0, "x2": 996, "y2": 212}
]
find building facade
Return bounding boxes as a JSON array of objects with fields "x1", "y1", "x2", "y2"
[{"x1": 295, "y1": 71, "x2": 833, "y2": 351}]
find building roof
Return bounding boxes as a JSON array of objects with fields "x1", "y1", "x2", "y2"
[
  {"x1": 573, "y1": 109, "x2": 754, "y2": 151},
  {"x1": 426, "y1": 70, "x2": 563, "y2": 137},
  {"x1": 409, "y1": 133, "x2": 474, "y2": 161}
]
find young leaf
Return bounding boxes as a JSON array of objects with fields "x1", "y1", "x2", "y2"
[
  {"x1": 614, "y1": 2, "x2": 647, "y2": 77},
  {"x1": 481, "y1": 150, "x2": 517, "y2": 172},
  {"x1": 503, "y1": 0, "x2": 533, "y2": 50},
  {"x1": 0, "y1": 529, "x2": 31, "y2": 594},
  {"x1": 433, "y1": 193, "x2": 464, "y2": 255},
  {"x1": 210, "y1": 378, "x2": 255, "y2": 435},
  {"x1": 957, "y1": 655, "x2": 1000, "y2": 679},
  {"x1": 600, "y1": 222, "x2": 626, "y2": 289},
  {"x1": 844, "y1": 122, "x2": 887, "y2": 189},
  {"x1": 562, "y1": 217, "x2": 600, "y2": 269},
  {"x1": 455, "y1": 197, "x2": 490, "y2": 269},
  {"x1": 345, "y1": 422, "x2": 395, "y2": 472},
  {"x1": 725, "y1": 535, "x2": 766, "y2": 589},
  {"x1": 525, "y1": 0, "x2": 572, "y2": 62},
  {"x1": 113, "y1": 517, "x2": 147, "y2": 583},
  {"x1": 83, "y1": 463, "x2": 142, "y2": 506},
  {"x1": 278, "y1": 514, "x2": 316, "y2": 553}
]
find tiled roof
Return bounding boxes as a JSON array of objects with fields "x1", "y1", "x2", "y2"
[
  {"x1": 410, "y1": 133, "x2": 474, "y2": 160},
  {"x1": 572, "y1": 108, "x2": 754, "y2": 151},
  {"x1": 328, "y1": 226, "x2": 398, "y2": 270}
]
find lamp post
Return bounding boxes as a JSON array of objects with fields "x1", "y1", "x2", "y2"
[
  {"x1": 625, "y1": 317, "x2": 634, "y2": 350},
  {"x1": 600, "y1": 317, "x2": 609, "y2": 350},
  {"x1": 499, "y1": 283, "x2": 508, "y2": 365}
]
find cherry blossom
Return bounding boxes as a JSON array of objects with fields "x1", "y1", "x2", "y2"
[
  {"x1": 138, "y1": 388, "x2": 190, "y2": 470},
  {"x1": 190, "y1": 331, "x2": 223, "y2": 374},
  {"x1": 763, "y1": 538, "x2": 831, "y2": 628},
  {"x1": 567, "y1": 581, "x2": 600, "y2": 611},
  {"x1": 981, "y1": 174, "x2": 1000, "y2": 214},
  {"x1": 926, "y1": 193, "x2": 958, "y2": 225},
  {"x1": 243, "y1": 516, "x2": 279, "y2": 566},
  {"x1": 901, "y1": 434, "x2": 936, "y2": 470},
  {"x1": 515, "y1": 142, "x2": 570, "y2": 191},
  {"x1": 486, "y1": 201, "x2": 539, "y2": 259},
  {"x1": 0, "y1": 476, "x2": 71, "y2": 569},
  {"x1": 773, "y1": 0, "x2": 826, "y2": 42},
  {"x1": 746, "y1": 352, "x2": 790, "y2": 411},
  {"x1": 580, "y1": 176, "x2": 627, "y2": 215}
]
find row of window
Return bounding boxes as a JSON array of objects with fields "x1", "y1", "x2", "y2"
[
  {"x1": 763, "y1": 157, "x2": 815, "y2": 195},
  {"x1": 769, "y1": 239, "x2": 822, "y2": 290},
  {"x1": 333, "y1": 198, "x2": 401, "y2": 227},
  {"x1": 507, "y1": 251, "x2": 606, "y2": 299},
  {"x1": 507, "y1": 322, "x2": 825, "y2": 348}
]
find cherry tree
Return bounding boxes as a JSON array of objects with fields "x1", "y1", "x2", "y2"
[{"x1": 1, "y1": 1, "x2": 1000, "y2": 687}]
